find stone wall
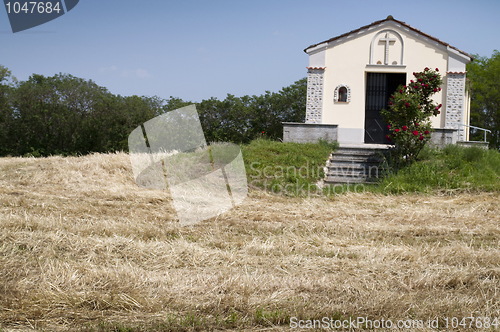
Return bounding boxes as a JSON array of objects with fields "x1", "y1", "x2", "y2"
[
  {"x1": 283, "y1": 123, "x2": 459, "y2": 148},
  {"x1": 305, "y1": 68, "x2": 325, "y2": 124},
  {"x1": 444, "y1": 73, "x2": 466, "y2": 141},
  {"x1": 429, "y1": 128, "x2": 458, "y2": 147},
  {"x1": 283, "y1": 122, "x2": 338, "y2": 143}
]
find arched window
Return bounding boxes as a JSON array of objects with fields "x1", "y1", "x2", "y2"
[
  {"x1": 338, "y1": 87, "x2": 348, "y2": 102},
  {"x1": 334, "y1": 85, "x2": 351, "y2": 103}
]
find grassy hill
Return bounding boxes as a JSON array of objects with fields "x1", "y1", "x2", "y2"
[
  {"x1": 241, "y1": 139, "x2": 500, "y2": 195},
  {"x1": 241, "y1": 138, "x2": 336, "y2": 196},
  {"x1": 0, "y1": 148, "x2": 499, "y2": 331},
  {"x1": 376, "y1": 145, "x2": 500, "y2": 193}
]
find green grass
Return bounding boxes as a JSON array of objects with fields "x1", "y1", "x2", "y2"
[
  {"x1": 240, "y1": 139, "x2": 500, "y2": 195},
  {"x1": 241, "y1": 138, "x2": 337, "y2": 196},
  {"x1": 373, "y1": 145, "x2": 500, "y2": 194}
]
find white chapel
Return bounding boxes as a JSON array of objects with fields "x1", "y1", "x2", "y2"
[{"x1": 284, "y1": 16, "x2": 473, "y2": 146}]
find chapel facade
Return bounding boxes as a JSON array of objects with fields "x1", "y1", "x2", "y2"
[{"x1": 299, "y1": 16, "x2": 472, "y2": 145}]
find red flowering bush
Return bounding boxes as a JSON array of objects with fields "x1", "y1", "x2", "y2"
[{"x1": 381, "y1": 68, "x2": 443, "y2": 168}]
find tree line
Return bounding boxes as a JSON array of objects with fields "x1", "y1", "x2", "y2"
[
  {"x1": 0, "y1": 50, "x2": 498, "y2": 157},
  {"x1": 0, "y1": 66, "x2": 306, "y2": 156},
  {"x1": 467, "y1": 50, "x2": 500, "y2": 149}
]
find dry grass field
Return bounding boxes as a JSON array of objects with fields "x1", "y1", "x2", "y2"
[{"x1": 0, "y1": 153, "x2": 499, "y2": 331}]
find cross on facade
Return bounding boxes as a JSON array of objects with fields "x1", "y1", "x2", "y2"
[{"x1": 379, "y1": 32, "x2": 396, "y2": 65}]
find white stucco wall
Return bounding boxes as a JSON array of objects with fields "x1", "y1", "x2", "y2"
[
  {"x1": 307, "y1": 20, "x2": 470, "y2": 144},
  {"x1": 307, "y1": 45, "x2": 327, "y2": 68}
]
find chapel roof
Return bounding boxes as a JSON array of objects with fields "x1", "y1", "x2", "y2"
[{"x1": 304, "y1": 16, "x2": 473, "y2": 60}]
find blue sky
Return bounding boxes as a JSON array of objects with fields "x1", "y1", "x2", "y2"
[{"x1": 1, "y1": 0, "x2": 499, "y2": 101}]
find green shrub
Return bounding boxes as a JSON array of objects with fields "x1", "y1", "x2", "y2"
[
  {"x1": 373, "y1": 145, "x2": 500, "y2": 193},
  {"x1": 382, "y1": 68, "x2": 443, "y2": 168}
]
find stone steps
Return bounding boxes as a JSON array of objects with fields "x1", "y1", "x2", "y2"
[
  {"x1": 325, "y1": 175, "x2": 381, "y2": 184},
  {"x1": 324, "y1": 146, "x2": 388, "y2": 184}
]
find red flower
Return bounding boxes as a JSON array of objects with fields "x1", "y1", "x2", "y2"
[
  {"x1": 433, "y1": 88, "x2": 438, "y2": 92},
  {"x1": 387, "y1": 124, "x2": 391, "y2": 129},
  {"x1": 435, "y1": 68, "x2": 439, "y2": 72},
  {"x1": 418, "y1": 78, "x2": 423, "y2": 82},
  {"x1": 402, "y1": 126, "x2": 408, "y2": 131},
  {"x1": 385, "y1": 135, "x2": 392, "y2": 141},
  {"x1": 419, "y1": 135, "x2": 424, "y2": 140},
  {"x1": 405, "y1": 102, "x2": 410, "y2": 108},
  {"x1": 424, "y1": 130, "x2": 430, "y2": 135},
  {"x1": 395, "y1": 128, "x2": 400, "y2": 133},
  {"x1": 415, "y1": 122, "x2": 419, "y2": 126},
  {"x1": 413, "y1": 130, "x2": 419, "y2": 136},
  {"x1": 424, "y1": 67, "x2": 430, "y2": 71},
  {"x1": 262, "y1": 131, "x2": 265, "y2": 134}
]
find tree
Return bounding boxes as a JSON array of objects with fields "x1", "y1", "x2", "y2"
[
  {"x1": 0, "y1": 66, "x2": 15, "y2": 155},
  {"x1": 467, "y1": 50, "x2": 500, "y2": 149},
  {"x1": 163, "y1": 97, "x2": 193, "y2": 113},
  {"x1": 382, "y1": 68, "x2": 443, "y2": 168},
  {"x1": 98, "y1": 94, "x2": 164, "y2": 152},
  {"x1": 250, "y1": 77, "x2": 307, "y2": 140},
  {"x1": 11, "y1": 73, "x2": 114, "y2": 155},
  {"x1": 0, "y1": 66, "x2": 307, "y2": 155},
  {"x1": 9, "y1": 73, "x2": 163, "y2": 155},
  {"x1": 197, "y1": 77, "x2": 307, "y2": 144}
]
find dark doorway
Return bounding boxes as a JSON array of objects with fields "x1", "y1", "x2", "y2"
[{"x1": 364, "y1": 72, "x2": 406, "y2": 144}]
